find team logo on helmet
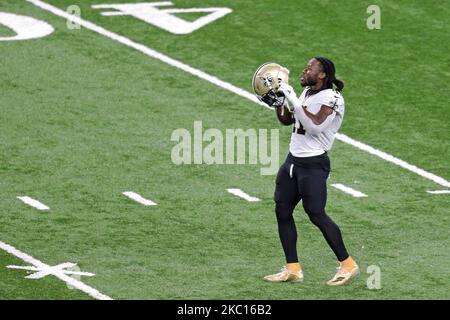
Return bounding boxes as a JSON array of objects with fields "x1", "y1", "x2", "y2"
[{"x1": 260, "y1": 73, "x2": 274, "y2": 88}]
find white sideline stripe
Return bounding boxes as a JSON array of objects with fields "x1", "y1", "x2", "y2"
[
  {"x1": 123, "y1": 191, "x2": 157, "y2": 206},
  {"x1": 26, "y1": 0, "x2": 266, "y2": 109},
  {"x1": 17, "y1": 196, "x2": 49, "y2": 210},
  {"x1": 331, "y1": 184, "x2": 368, "y2": 198},
  {"x1": 26, "y1": 0, "x2": 449, "y2": 189},
  {"x1": 227, "y1": 188, "x2": 260, "y2": 202},
  {"x1": 426, "y1": 190, "x2": 450, "y2": 194},
  {"x1": 0, "y1": 240, "x2": 112, "y2": 300},
  {"x1": 336, "y1": 133, "x2": 450, "y2": 188}
]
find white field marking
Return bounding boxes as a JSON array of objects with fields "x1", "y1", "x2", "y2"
[
  {"x1": 26, "y1": 0, "x2": 265, "y2": 108},
  {"x1": 426, "y1": 190, "x2": 450, "y2": 194},
  {"x1": 123, "y1": 191, "x2": 157, "y2": 206},
  {"x1": 92, "y1": 2, "x2": 232, "y2": 35},
  {"x1": 227, "y1": 188, "x2": 261, "y2": 202},
  {"x1": 0, "y1": 240, "x2": 112, "y2": 300},
  {"x1": 335, "y1": 133, "x2": 450, "y2": 188},
  {"x1": 17, "y1": 196, "x2": 49, "y2": 210},
  {"x1": 27, "y1": 0, "x2": 449, "y2": 189},
  {"x1": 331, "y1": 183, "x2": 368, "y2": 198},
  {"x1": 0, "y1": 12, "x2": 54, "y2": 41},
  {"x1": 7, "y1": 263, "x2": 95, "y2": 279}
]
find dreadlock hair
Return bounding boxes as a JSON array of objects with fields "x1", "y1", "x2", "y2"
[{"x1": 314, "y1": 56, "x2": 344, "y2": 92}]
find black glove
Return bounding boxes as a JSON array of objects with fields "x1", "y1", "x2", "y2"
[{"x1": 260, "y1": 90, "x2": 286, "y2": 108}]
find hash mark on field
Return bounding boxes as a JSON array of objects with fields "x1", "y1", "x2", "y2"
[
  {"x1": 0, "y1": 240, "x2": 112, "y2": 300},
  {"x1": 227, "y1": 188, "x2": 261, "y2": 202},
  {"x1": 123, "y1": 191, "x2": 157, "y2": 206},
  {"x1": 331, "y1": 184, "x2": 368, "y2": 198},
  {"x1": 426, "y1": 190, "x2": 450, "y2": 194},
  {"x1": 17, "y1": 196, "x2": 49, "y2": 210},
  {"x1": 26, "y1": 0, "x2": 450, "y2": 189}
]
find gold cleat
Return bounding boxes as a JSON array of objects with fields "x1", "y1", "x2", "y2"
[
  {"x1": 264, "y1": 266, "x2": 304, "y2": 283},
  {"x1": 326, "y1": 264, "x2": 360, "y2": 286}
]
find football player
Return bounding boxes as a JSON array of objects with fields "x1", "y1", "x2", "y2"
[{"x1": 259, "y1": 57, "x2": 359, "y2": 286}]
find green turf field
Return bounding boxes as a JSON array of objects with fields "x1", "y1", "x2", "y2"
[{"x1": 0, "y1": 0, "x2": 449, "y2": 300}]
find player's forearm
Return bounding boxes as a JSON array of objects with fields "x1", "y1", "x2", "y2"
[
  {"x1": 288, "y1": 98, "x2": 335, "y2": 135},
  {"x1": 299, "y1": 110, "x2": 335, "y2": 135}
]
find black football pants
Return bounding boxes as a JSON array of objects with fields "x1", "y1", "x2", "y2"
[{"x1": 274, "y1": 153, "x2": 349, "y2": 263}]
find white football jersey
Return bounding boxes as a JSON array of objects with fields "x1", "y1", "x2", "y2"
[{"x1": 289, "y1": 87, "x2": 345, "y2": 157}]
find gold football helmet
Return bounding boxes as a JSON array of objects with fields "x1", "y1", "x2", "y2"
[{"x1": 252, "y1": 62, "x2": 290, "y2": 107}]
